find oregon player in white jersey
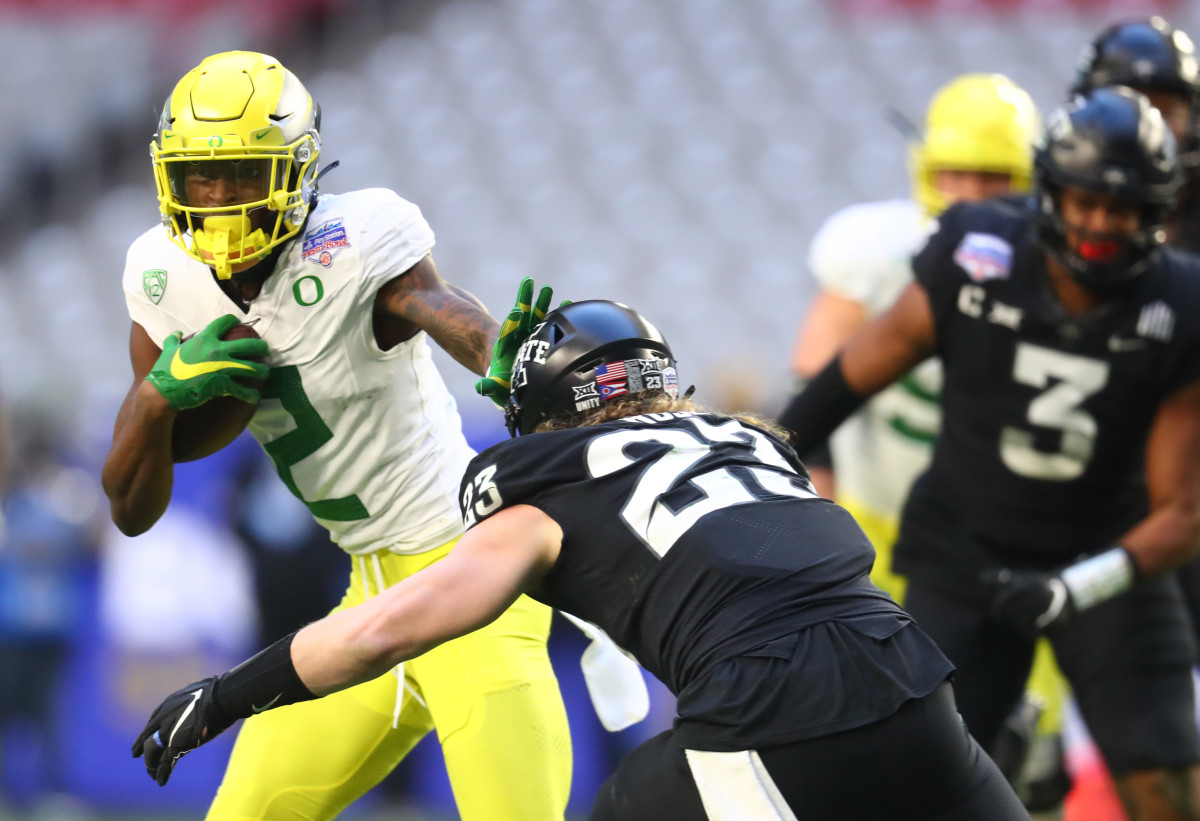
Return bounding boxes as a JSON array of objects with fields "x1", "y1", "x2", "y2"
[
  {"x1": 102, "y1": 52, "x2": 570, "y2": 820},
  {"x1": 786, "y1": 74, "x2": 1069, "y2": 818},
  {"x1": 122, "y1": 189, "x2": 474, "y2": 555}
]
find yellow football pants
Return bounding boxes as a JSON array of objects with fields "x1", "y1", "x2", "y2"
[
  {"x1": 842, "y1": 497, "x2": 1065, "y2": 736},
  {"x1": 206, "y1": 538, "x2": 572, "y2": 821}
]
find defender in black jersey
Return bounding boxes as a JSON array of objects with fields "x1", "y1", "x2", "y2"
[
  {"x1": 132, "y1": 300, "x2": 1029, "y2": 820},
  {"x1": 782, "y1": 87, "x2": 1200, "y2": 821},
  {"x1": 1075, "y1": 17, "x2": 1200, "y2": 657}
]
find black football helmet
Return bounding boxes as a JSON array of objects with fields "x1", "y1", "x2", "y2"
[
  {"x1": 1034, "y1": 86, "x2": 1181, "y2": 290},
  {"x1": 1072, "y1": 17, "x2": 1200, "y2": 170},
  {"x1": 505, "y1": 301, "x2": 679, "y2": 437}
]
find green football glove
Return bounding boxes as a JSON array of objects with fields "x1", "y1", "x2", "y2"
[
  {"x1": 145, "y1": 314, "x2": 270, "y2": 412},
  {"x1": 476, "y1": 277, "x2": 559, "y2": 408}
]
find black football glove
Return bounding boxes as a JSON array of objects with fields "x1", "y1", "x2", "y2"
[
  {"x1": 986, "y1": 568, "x2": 1075, "y2": 638},
  {"x1": 132, "y1": 677, "x2": 235, "y2": 786}
]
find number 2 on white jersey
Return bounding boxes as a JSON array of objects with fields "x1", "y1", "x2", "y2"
[{"x1": 261, "y1": 366, "x2": 369, "y2": 521}]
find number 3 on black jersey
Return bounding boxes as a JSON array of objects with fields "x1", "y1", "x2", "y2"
[{"x1": 1001, "y1": 342, "x2": 1110, "y2": 481}]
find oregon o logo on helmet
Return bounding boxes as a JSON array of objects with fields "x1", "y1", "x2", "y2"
[
  {"x1": 294, "y1": 275, "x2": 324, "y2": 306},
  {"x1": 208, "y1": 135, "x2": 223, "y2": 147}
]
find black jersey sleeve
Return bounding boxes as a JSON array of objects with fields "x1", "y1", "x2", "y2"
[
  {"x1": 1159, "y1": 250, "x2": 1200, "y2": 397},
  {"x1": 458, "y1": 430, "x2": 591, "y2": 530}
]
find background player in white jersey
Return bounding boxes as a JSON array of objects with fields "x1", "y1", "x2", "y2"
[
  {"x1": 784, "y1": 74, "x2": 1069, "y2": 816},
  {"x1": 100, "y1": 51, "x2": 571, "y2": 820}
]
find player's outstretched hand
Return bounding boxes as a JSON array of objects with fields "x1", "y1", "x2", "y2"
[
  {"x1": 476, "y1": 277, "x2": 558, "y2": 408},
  {"x1": 132, "y1": 677, "x2": 234, "y2": 786},
  {"x1": 985, "y1": 567, "x2": 1076, "y2": 638},
  {"x1": 145, "y1": 314, "x2": 269, "y2": 411}
]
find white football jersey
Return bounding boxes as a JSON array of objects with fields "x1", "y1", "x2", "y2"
[
  {"x1": 807, "y1": 198, "x2": 942, "y2": 518},
  {"x1": 122, "y1": 189, "x2": 475, "y2": 556}
]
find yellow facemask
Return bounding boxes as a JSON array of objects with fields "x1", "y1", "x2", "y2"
[{"x1": 151, "y1": 51, "x2": 321, "y2": 279}]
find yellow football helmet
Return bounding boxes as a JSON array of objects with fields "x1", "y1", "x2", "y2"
[
  {"x1": 152, "y1": 51, "x2": 321, "y2": 279},
  {"x1": 910, "y1": 74, "x2": 1040, "y2": 217}
]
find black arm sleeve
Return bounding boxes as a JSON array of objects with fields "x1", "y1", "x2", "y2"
[
  {"x1": 212, "y1": 631, "x2": 316, "y2": 720},
  {"x1": 777, "y1": 356, "x2": 869, "y2": 458},
  {"x1": 799, "y1": 438, "x2": 833, "y2": 471}
]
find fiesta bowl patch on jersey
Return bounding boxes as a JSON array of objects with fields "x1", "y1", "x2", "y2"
[
  {"x1": 953, "y1": 232, "x2": 1013, "y2": 282},
  {"x1": 302, "y1": 219, "x2": 351, "y2": 267}
]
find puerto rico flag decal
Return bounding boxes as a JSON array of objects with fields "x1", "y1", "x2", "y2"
[{"x1": 303, "y1": 219, "x2": 351, "y2": 267}]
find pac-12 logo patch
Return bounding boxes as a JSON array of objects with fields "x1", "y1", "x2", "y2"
[
  {"x1": 143, "y1": 269, "x2": 167, "y2": 304},
  {"x1": 302, "y1": 219, "x2": 351, "y2": 267},
  {"x1": 953, "y1": 232, "x2": 1013, "y2": 282}
]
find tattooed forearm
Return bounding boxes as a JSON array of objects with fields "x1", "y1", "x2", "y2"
[
  {"x1": 377, "y1": 256, "x2": 499, "y2": 376},
  {"x1": 404, "y1": 287, "x2": 497, "y2": 375}
]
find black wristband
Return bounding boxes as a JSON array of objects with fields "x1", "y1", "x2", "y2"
[
  {"x1": 212, "y1": 632, "x2": 316, "y2": 720},
  {"x1": 778, "y1": 357, "x2": 868, "y2": 457}
]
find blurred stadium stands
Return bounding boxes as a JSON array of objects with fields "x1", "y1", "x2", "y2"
[
  {"x1": 5, "y1": 0, "x2": 1194, "y2": 435},
  {"x1": 0, "y1": 0, "x2": 1193, "y2": 818}
]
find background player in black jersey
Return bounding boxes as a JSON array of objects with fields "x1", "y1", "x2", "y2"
[
  {"x1": 1074, "y1": 16, "x2": 1200, "y2": 671},
  {"x1": 130, "y1": 300, "x2": 1030, "y2": 820},
  {"x1": 781, "y1": 86, "x2": 1200, "y2": 821},
  {"x1": 1073, "y1": 16, "x2": 1200, "y2": 253}
]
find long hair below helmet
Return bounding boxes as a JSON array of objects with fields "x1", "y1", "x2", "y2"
[
  {"x1": 505, "y1": 301, "x2": 679, "y2": 437},
  {"x1": 1034, "y1": 86, "x2": 1181, "y2": 290}
]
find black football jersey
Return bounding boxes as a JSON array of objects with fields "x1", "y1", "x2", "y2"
[
  {"x1": 904, "y1": 197, "x2": 1200, "y2": 568},
  {"x1": 460, "y1": 412, "x2": 919, "y2": 691},
  {"x1": 460, "y1": 411, "x2": 953, "y2": 748},
  {"x1": 1170, "y1": 185, "x2": 1200, "y2": 255}
]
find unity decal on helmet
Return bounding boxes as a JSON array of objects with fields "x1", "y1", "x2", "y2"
[
  {"x1": 572, "y1": 383, "x2": 601, "y2": 411},
  {"x1": 143, "y1": 269, "x2": 167, "y2": 304},
  {"x1": 504, "y1": 301, "x2": 679, "y2": 437},
  {"x1": 574, "y1": 357, "x2": 679, "y2": 411},
  {"x1": 302, "y1": 219, "x2": 351, "y2": 267}
]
